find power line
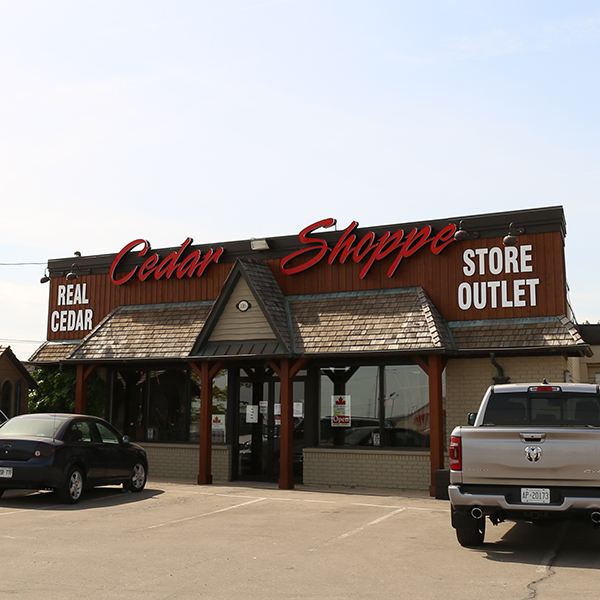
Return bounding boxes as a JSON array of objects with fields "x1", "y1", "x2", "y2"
[
  {"x1": 0, "y1": 262, "x2": 46, "y2": 266},
  {"x1": 0, "y1": 338, "x2": 45, "y2": 345}
]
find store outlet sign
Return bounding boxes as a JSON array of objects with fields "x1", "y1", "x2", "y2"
[
  {"x1": 457, "y1": 245, "x2": 540, "y2": 310},
  {"x1": 50, "y1": 284, "x2": 94, "y2": 332}
]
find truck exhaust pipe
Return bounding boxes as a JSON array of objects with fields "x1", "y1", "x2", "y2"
[{"x1": 471, "y1": 507, "x2": 484, "y2": 519}]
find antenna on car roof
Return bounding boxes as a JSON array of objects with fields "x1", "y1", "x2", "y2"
[{"x1": 542, "y1": 378, "x2": 549, "y2": 384}]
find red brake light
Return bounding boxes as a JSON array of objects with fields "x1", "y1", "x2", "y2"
[
  {"x1": 528, "y1": 386, "x2": 561, "y2": 392},
  {"x1": 33, "y1": 442, "x2": 55, "y2": 458},
  {"x1": 449, "y1": 436, "x2": 462, "y2": 471}
]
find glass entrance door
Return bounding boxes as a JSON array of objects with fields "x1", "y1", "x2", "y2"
[{"x1": 237, "y1": 378, "x2": 281, "y2": 482}]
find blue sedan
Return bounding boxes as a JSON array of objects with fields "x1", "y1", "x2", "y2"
[{"x1": 0, "y1": 413, "x2": 148, "y2": 503}]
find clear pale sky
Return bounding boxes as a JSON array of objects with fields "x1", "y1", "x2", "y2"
[{"x1": 1, "y1": 1, "x2": 599, "y2": 361}]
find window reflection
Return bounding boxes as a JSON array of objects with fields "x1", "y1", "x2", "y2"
[{"x1": 319, "y1": 364, "x2": 438, "y2": 449}]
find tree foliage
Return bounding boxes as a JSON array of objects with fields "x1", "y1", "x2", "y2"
[{"x1": 28, "y1": 366, "x2": 106, "y2": 417}]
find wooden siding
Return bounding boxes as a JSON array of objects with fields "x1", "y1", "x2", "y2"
[
  {"x1": 47, "y1": 232, "x2": 567, "y2": 340},
  {"x1": 209, "y1": 278, "x2": 276, "y2": 342}
]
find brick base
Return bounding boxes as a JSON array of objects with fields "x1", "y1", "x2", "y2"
[
  {"x1": 141, "y1": 444, "x2": 231, "y2": 482},
  {"x1": 303, "y1": 448, "x2": 444, "y2": 491}
]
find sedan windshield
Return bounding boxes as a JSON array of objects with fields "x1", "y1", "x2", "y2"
[{"x1": 0, "y1": 416, "x2": 67, "y2": 438}]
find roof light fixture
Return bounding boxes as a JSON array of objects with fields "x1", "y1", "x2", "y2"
[
  {"x1": 503, "y1": 222, "x2": 525, "y2": 247},
  {"x1": 250, "y1": 238, "x2": 270, "y2": 251},
  {"x1": 453, "y1": 220, "x2": 479, "y2": 241}
]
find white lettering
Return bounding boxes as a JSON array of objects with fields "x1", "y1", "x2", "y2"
[
  {"x1": 513, "y1": 279, "x2": 526, "y2": 307},
  {"x1": 520, "y1": 245, "x2": 533, "y2": 272},
  {"x1": 60, "y1": 311, "x2": 68, "y2": 330},
  {"x1": 85, "y1": 309, "x2": 93, "y2": 330},
  {"x1": 487, "y1": 280, "x2": 500, "y2": 309},
  {"x1": 474, "y1": 248, "x2": 489, "y2": 275},
  {"x1": 473, "y1": 282, "x2": 487, "y2": 309},
  {"x1": 51, "y1": 311, "x2": 60, "y2": 332},
  {"x1": 458, "y1": 282, "x2": 471, "y2": 310},
  {"x1": 501, "y1": 281, "x2": 513, "y2": 308},
  {"x1": 489, "y1": 247, "x2": 503, "y2": 276},
  {"x1": 57, "y1": 285, "x2": 66, "y2": 306},
  {"x1": 66, "y1": 284, "x2": 74, "y2": 305},
  {"x1": 463, "y1": 249, "x2": 476, "y2": 277},
  {"x1": 461, "y1": 244, "x2": 534, "y2": 276},
  {"x1": 458, "y1": 280, "x2": 541, "y2": 311},
  {"x1": 504, "y1": 246, "x2": 519, "y2": 273},
  {"x1": 81, "y1": 283, "x2": 89, "y2": 304},
  {"x1": 526, "y1": 278, "x2": 539, "y2": 306}
]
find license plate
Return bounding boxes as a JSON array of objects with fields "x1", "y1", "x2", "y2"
[
  {"x1": 521, "y1": 487, "x2": 550, "y2": 504},
  {"x1": 0, "y1": 467, "x2": 12, "y2": 478}
]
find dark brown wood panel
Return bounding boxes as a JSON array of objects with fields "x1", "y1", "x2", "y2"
[{"x1": 47, "y1": 232, "x2": 567, "y2": 341}]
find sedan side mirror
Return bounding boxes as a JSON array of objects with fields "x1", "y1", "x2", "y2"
[
  {"x1": 122, "y1": 435, "x2": 132, "y2": 444},
  {"x1": 467, "y1": 413, "x2": 477, "y2": 426}
]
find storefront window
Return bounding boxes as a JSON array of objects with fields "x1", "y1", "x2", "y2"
[
  {"x1": 147, "y1": 370, "x2": 187, "y2": 442},
  {"x1": 109, "y1": 367, "x2": 228, "y2": 444},
  {"x1": 320, "y1": 366, "x2": 380, "y2": 446},
  {"x1": 319, "y1": 364, "x2": 435, "y2": 449},
  {"x1": 384, "y1": 365, "x2": 430, "y2": 448},
  {"x1": 189, "y1": 369, "x2": 228, "y2": 444}
]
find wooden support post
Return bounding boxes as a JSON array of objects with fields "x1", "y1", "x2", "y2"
[
  {"x1": 267, "y1": 358, "x2": 308, "y2": 491},
  {"x1": 74, "y1": 364, "x2": 98, "y2": 414},
  {"x1": 188, "y1": 360, "x2": 226, "y2": 485},
  {"x1": 428, "y1": 354, "x2": 445, "y2": 497}
]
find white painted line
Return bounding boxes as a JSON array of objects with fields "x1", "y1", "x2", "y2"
[
  {"x1": 134, "y1": 497, "x2": 266, "y2": 531},
  {"x1": 311, "y1": 507, "x2": 407, "y2": 550},
  {"x1": 354, "y1": 503, "x2": 449, "y2": 513}
]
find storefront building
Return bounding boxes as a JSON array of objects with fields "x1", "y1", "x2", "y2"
[{"x1": 29, "y1": 206, "x2": 590, "y2": 494}]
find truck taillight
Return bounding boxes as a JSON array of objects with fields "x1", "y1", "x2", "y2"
[{"x1": 449, "y1": 436, "x2": 462, "y2": 471}]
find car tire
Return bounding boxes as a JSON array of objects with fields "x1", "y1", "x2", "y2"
[
  {"x1": 124, "y1": 462, "x2": 147, "y2": 493},
  {"x1": 456, "y1": 519, "x2": 486, "y2": 547},
  {"x1": 58, "y1": 466, "x2": 85, "y2": 504}
]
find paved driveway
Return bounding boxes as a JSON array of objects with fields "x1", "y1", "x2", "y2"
[{"x1": 0, "y1": 481, "x2": 598, "y2": 599}]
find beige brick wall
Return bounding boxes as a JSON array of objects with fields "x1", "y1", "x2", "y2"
[
  {"x1": 445, "y1": 355, "x2": 568, "y2": 444},
  {"x1": 303, "y1": 448, "x2": 437, "y2": 491},
  {"x1": 141, "y1": 444, "x2": 231, "y2": 482}
]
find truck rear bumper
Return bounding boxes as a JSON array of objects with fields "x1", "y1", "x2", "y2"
[{"x1": 449, "y1": 484, "x2": 600, "y2": 514}]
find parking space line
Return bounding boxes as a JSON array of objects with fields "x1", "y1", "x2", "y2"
[
  {"x1": 311, "y1": 507, "x2": 407, "y2": 550},
  {"x1": 133, "y1": 497, "x2": 266, "y2": 531}
]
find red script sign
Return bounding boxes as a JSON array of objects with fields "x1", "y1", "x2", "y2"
[{"x1": 280, "y1": 219, "x2": 456, "y2": 279}]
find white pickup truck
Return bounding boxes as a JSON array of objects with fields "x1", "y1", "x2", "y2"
[{"x1": 449, "y1": 381, "x2": 600, "y2": 546}]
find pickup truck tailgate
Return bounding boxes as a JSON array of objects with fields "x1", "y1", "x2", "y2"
[{"x1": 459, "y1": 427, "x2": 600, "y2": 486}]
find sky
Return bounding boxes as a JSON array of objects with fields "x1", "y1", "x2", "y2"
[{"x1": 1, "y1": 0, "x2": 599, "y2": 361}]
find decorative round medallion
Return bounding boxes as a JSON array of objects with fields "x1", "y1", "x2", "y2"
[{"x1": 236, "y1": 299, "x2": 251, "y2": 312}]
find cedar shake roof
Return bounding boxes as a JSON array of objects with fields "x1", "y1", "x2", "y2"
[
  {"x1": 449, "y1": 315, "x2": 591, "y2": 355},
  {"x1": 288, "y1": 287, "x2": 454, "y2": 355},
  {"x1": 29, "y1": 340, "x2": 81, "y2": 363},
  {"x1": 67, "y1": 301, "x2": 213, "y2": 361}
]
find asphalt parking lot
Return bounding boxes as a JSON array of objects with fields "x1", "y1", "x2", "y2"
[{"x1": 0, "y1": 480, "x2": 599, "y2": 600}]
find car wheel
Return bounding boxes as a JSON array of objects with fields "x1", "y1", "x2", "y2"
[
  {"x1": 58, "y1": 466, "x2": 85, "y2": 504},
  {"x1": 456, "y1": 519, "x2": 486, "y2": 547},
  {"x1": 124, "y1": 462, "x2": 147, "y2": 493}
]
